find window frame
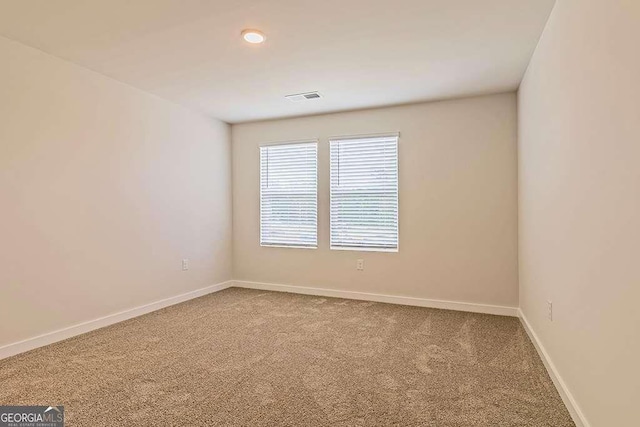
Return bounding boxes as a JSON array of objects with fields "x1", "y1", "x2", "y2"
[
  {"x1": 259, "y1": 140, "x2": 319, "y2": 249},
  {"x1": 329, "y1": 133, "x2": 399, "y2": 253}
]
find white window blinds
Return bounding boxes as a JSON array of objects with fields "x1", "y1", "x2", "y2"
[
  {"x1": 330, "y1": 135, "x2": 399, "y2": 251},
  {"x1": 260, "y1": 142, "x2": 318, "y2": 248}
]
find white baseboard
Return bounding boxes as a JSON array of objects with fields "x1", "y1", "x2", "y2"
[
  {"x1": 0, "y1": 280, "x2": 234, "y2": 360},
  {"x1": 233, "y1": 280, "x2": 518, "y2": 317},
  {"x1": 518, "y1": 309, "x2": 590, "y2": 427}
]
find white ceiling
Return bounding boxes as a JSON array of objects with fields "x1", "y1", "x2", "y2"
[{"x1": 0, "y1": 0, "x2": 555, "y2": 123}]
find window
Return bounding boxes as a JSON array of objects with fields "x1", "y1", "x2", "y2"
[
  {"x1": 330, "y1": 135, "x2": 399, "y2": 251},
  {"x1": 260, "y1": 142, "x2": 318, "y2": 248}
]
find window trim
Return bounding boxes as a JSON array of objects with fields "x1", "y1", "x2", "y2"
[
  {"x1": 329, "y1": 133, "x2": 399, "y2": 253},
  {"x1": 259, "y1": 139, "x2": 319, "y2": 249}
]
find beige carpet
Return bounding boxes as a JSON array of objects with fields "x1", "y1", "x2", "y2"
[{"x1": 0, "y1": 288, "x2": 574, "y2": 426}]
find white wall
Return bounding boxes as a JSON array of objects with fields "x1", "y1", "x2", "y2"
[
  {"x1": 232, "y1": 93, "x2": 518, "y2": 308},
  {"x1": 518, "y1": 0, "x2": 640, "y2": 425},
  {"x1": 0, "y1": 36, "x2": 232, "y2": 348}
]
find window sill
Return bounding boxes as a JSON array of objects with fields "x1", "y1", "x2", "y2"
[
  {"x1": 260, "y1": 244, "x2": 317, "y2": 250},
  {"x1": 330, "y1": 246, "x2": 398, "y2": 253}
]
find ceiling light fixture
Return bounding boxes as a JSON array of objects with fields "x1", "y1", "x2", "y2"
[{"x1": 242, "y1": 29, "x2": 266, "y2": 44}]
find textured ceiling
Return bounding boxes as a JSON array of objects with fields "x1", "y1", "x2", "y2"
[{"x1": 0, "y1": 0, "x2": 555, "y2": 123}]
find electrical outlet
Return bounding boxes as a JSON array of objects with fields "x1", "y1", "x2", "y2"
[
  {"x1": 356, "y1": 259, "x2": 364, "y2": 271},
  {"x1": 547, "y1": 301, "x2": 553, "y2": 321},
  {"x1": 182, "y1": 259, "x2": 189, "y2": 271}
]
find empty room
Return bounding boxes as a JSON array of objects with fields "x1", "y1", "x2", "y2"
[{"x1": 0, "y1": 0, "x2": 637, "y2": 426}]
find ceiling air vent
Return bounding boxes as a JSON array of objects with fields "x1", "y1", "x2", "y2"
[{"x1": 285, "y1": 91, "x2": 322, "y2": 102}]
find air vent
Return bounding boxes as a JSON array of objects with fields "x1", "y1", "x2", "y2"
[{"x1": 285, "y1": 91, "x2": 322, "y2": 102}]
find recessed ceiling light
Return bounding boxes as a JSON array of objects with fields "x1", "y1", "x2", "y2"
[{"x1": 242, "y1": 29, "x2": 266, "y2": 44}]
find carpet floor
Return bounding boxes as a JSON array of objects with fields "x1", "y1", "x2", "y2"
[{"x1": 0, "y1": 288, "x2": 574, "y2": 426}]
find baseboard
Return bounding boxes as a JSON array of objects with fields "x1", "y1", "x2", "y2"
[
  {"x1": 233, "y1": 280, "x2": 518, "y2": 317},
  {"x1": 518, "y1": 309, "x2": 590, "y2": 427},
  {"x1": 0, "y1": 280, "x2": 234, "y2": 360}
]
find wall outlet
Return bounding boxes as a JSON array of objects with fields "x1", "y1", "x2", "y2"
[
  {"x1": 547, "y1": 300, "x2": 553, "y2": 321},
  {"x1": 182, "y1": 259, "x2": 189, "y2": 271},
  {"x1": 356, "y1": 259, "x2": 364, "y2": 271}
]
